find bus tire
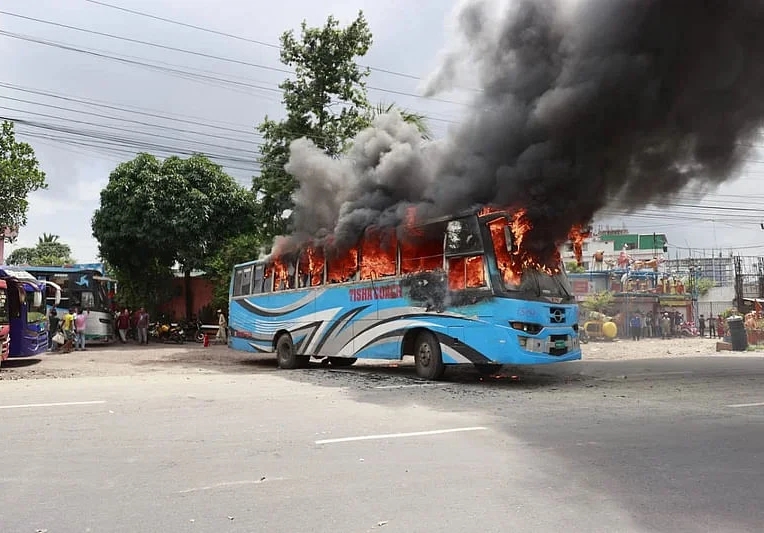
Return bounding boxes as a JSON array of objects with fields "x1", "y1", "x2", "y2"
[
  {"x1": 328, "y1": 357, "x2": 357, "y2": 367},
  {"x1": 414, "y1": 331, "x2": 445, "y2": 381},
  {"x1": 275, "y1": 334, "x2": 308, "y2": 370}
]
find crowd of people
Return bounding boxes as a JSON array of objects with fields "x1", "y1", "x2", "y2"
[
  {"x1": 627, "y1": 310, "x2": 726, "y2": 341},
  {"x1": 47, "y1": 307, "x2": 88, "y2": 353}
]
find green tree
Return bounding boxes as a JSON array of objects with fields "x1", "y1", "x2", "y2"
[
  {"x1": 0, "y1": 121, "x2": 47, "y2": 233},
  {"x1": 38, "y1": 233, "x2": 59, "y2": 244},
  {"x1": 254, "y1": 12, "x2": 373, "y2": 242},
  {"x1": 92, "y1": 153, "x2": 257, "y2": 317},
  {"x1": 369, "y1": 102, "x2": 432, "y2": 140},
  {"x1": 205, "y1": 232, "x2": 265, "y2": 314},
  {"x1": 565, "y1": 260, "x2": 586, "y2": 274},
  {"x1": 581, "y1": 291, "x2": 615, "y2": 315},
  {"x1": 5, "y1": 235, "x2": 75, "y2": 266}
]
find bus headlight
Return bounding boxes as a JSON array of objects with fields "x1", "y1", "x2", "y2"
[{"x1": 509, "y1": 322, "x2": 543, "y2": 334}]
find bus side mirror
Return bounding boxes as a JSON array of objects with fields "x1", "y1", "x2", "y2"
[
  {"x1": 504, "y1": 226, "x2": 517, "y2": 253},
  {"x1": 33, "y1": 291, "x2": 42, "y2": 308},
  {"x1": 54, "y1": 289, "x2": 62, "y2": 306}
]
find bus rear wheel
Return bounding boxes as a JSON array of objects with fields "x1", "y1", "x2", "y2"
[
  {"x1": 414, "y1": 331, "x2": 445, "y2": 381},
  {"x1": 328, "y1": 357, "x2": 357, "y2": 367},
  {"x1": 276, "y1": 334, "x2": 309, "y2": 369}
]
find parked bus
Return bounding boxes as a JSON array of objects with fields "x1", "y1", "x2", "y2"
[
  {"x1": 0, "y1": 268, "x2": 57, "y2": 357},
  {"x1": 21, "y1": 266, "x2": 115, "y2": 343},
  {"x1": 0, "y1": 279, "x2": 9, "y2": 364},
  {"x1": 228, "y1": 209, "x2": 581, "y2": 380}
]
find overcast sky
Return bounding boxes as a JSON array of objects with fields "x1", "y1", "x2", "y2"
[{"x1": 2, "y1": 0, "x2": 763, "y2": 265}]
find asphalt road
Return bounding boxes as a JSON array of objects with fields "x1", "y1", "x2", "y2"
[{"x1": 1, "y1": 354, "x2": 764, "y2": 533}]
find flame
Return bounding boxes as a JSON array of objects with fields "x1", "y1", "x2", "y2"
[
  {"x1": 488, "y1": 208, "x2": 561, "y2": 286},
  {"x1": 298, "y1": 244, "x2": 325, "y2": 287},
  {"x1": 360, "y1": 227, "x2": 397, "y2": 279},
  {"x1": 448, "y1": 255, "x2": 486, "y2": 290},
  {"x1": 262, "y1": 206, "x2": 584, "y2": 293},
  {"x1": 567, "y1": 224, "x2": 591, "y2": 266}
]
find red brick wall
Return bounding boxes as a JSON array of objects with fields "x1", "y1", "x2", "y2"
[{"x1": 158, "y1": 276, "x2": 214, "y2": 320}]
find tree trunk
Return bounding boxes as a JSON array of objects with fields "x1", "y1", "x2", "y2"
[{"x1": 184, "y1": 269, "x2": 193, "y2": 320}]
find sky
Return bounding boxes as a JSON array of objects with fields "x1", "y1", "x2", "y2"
[{"x1": 1, "y1": 0, "x2": 763, "y2": 265}]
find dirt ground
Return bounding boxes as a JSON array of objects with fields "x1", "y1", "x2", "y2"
[{"x1": 1, "y1": 334, "x2": 759, "y2": 381}]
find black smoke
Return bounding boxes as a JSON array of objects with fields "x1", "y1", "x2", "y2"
[{"x1": 282, "y1": 0, "x2": 764, "y2": 263}]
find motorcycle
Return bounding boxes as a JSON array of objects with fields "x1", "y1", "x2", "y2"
[
  {"x1": 149, "y1": 321, "x2": 186, "y2": 344},
  {"x1": 679, "y1": 321, "x2": 699, "y2": 337},
  {"x1": 179, "y1": 318, "x2": 205, "y2": 343}
]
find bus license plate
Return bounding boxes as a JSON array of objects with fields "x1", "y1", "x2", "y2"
[{"x1": 554, "y1": 340, "x2": 566, "y2": 349}]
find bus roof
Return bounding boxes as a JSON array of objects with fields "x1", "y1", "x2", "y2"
[{"x1": 14, "y1": 265, "x2": 103, "y2": 275}]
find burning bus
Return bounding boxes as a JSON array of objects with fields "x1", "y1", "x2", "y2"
[{"x1": 228, "y1": 207, "x2": 582, "y2": 380}]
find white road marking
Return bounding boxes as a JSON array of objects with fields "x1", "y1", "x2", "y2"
[
  {"x1": 374, "y1": 383, "x2": 442, "y2": 389},
  {"x1": 0, "y1": 400, "x2": 106, "y2": 410},
  {"x1": 727, "y1": 402, "x2": 764, "y2": 408},
  {"x1": 178, "y1": 478, "x2": 280, "y2": 494},
  {"x1": 315, "y1": 426, "x2": 488, "y2": 445}
]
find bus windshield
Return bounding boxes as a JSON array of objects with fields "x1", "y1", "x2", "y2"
[
  {"x1": 24, "y1": 289, "x2": 47, "y2": 324},
  {"x1": 0, "y1": 285, "x2": 8, "y2": 324},
  {"x1": 487, "y1": 216, "x2": 574, "y2": 301}
]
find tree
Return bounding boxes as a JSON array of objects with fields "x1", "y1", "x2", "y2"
[
  {"x1": 253, "y1": 12, "x2": 373, "y2": 242},
  {"x1": 565, "y1": 260, "x2": 586, "y2": 274},
  {"x1": 369, "y1": 102, "x2": 432, "y2": 140},
  {"x1": 581, "y1": 291, "x2": 615, "y2": 315},
  {"x1": 38, "y1": 233, "x2": 59, "y2": 244},
  {"x1": 5, "y1": 234, "x2": 75, "y2": 266},
  {"x1": 92, "y1": 153, "x2": 257, "y2": 317},
  {"x1": 205, "y1": 232, "x2": 265, "y2": 314},
  {"x1": 0, "y1": 121, "x2": 47, "y2": 234}
]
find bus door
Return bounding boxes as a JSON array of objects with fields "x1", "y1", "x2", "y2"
[{"x1": 443, "y1": 217, "x2": 493, "y2": 344}]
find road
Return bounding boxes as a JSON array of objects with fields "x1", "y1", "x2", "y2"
[{"x1": 1, "y1": 347, "x2": 764, "y2": 532}]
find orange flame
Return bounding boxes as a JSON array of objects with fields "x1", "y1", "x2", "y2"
[
  {"x1": 263, "y1": 206, "x2": 582, "y2": 292},
  {"x1": 360, "y1": 227, "x2": 397, "y2": 279},
  {"x1": 567, "y1": 224, "x2": 591, "y2": 266}
]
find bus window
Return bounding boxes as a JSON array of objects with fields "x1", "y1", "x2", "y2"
[
  {"x1": 240, "y1": 266, "x2": 253, "y2": 295},
  {"x1": 400, "y1": 226, "x2": 444, "y2": 274},
  {"x1": 445, "y1": 216, "x2": 484, "y2": 256},
  {"x1": 298, "y1": 247, "x2": 325, "y2": 288},
  {"x1": 272, "y1": 259, "x2": 296, "y2": 292},
  {"x1": 80, "y1": 291, "x2": 95, "y2": 309},
  {"x1": 326, "y1": 247, "x2": 358, "y2": 284},
  {"x1": 448, "y1": 256, "x2": 487, "y2": 291},
  {"x1": 25, "y1": 290, "x2": 47, "y2": 324},
  {"x1": 252, "y1": 264, "x2": 264, "y2": 294},
  {"x1": 360, "y1": 227, "x2": 397, "y2": 280}
]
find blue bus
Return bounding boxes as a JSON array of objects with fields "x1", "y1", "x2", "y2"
[
  {"x1": 0, "y1": 268, "x2": 57, "y2": 357},
  {"x1": 21, "y1": 266, "x2": 115, "y2": 343},
  {"x1": 228, "y1": 210, "x2": 581, "y2": 380}
]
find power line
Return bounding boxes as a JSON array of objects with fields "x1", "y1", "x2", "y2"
[
  {"x1": 0, "y1": 10, "x2": 470, "y2": 107},
  {"x1": 82, "y1": 0, "x2": 427, "y2": 83},
  {"x1": 0, "y1": 30, "x2": 462, "y2": 130}
]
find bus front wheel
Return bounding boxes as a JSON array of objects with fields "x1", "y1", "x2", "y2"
[
  {"x1": 414, "y1": 331, "x2": 445, "y2": 381},
  {"x1": 276, "y1": 334, "x2": 308, "y2": 369}
]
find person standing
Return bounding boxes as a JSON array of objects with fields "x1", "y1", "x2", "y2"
[
  {"x1": 708, "y1": 314, "x2": 717, "y2": 338},
  {"x1": 62, "y1": 307, "x2": 75, "y2": 353},
  {"x1": 74, "y1": 307, "x2": 89, "y2": 351},
  {"x1": 116, "y1": 308, "x2": 130, "y2": 343},
  {"x1": 47, "y1": 309, "x2": 60, "y2": 352},
  {"x1": 216, "y1": 309, "x2": 228, "y2": 343},
  {"x1": 660, "y1": 313, "x2": 671, "y2": 340},
  {"x1": 698, "y1": 314, "x2": 706, "y2": 337},
  {"x1": 136, "y1": 307, "x2": 149, "y2": 345},
  {"x1": 630, "y1": 314, "x2": 642, "y2": 341}
]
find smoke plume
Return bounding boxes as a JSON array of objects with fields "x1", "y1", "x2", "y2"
[{"x1": 282, "y1": 0, "x2": 764, "y2": 263}]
